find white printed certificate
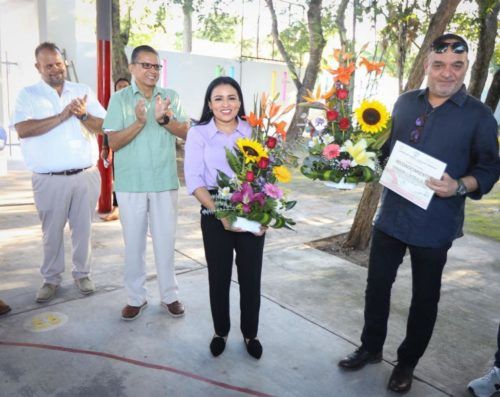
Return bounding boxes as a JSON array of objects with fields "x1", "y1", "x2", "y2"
[{"x1": 380, "y1": 141, "x2": 447, "y2": 210}]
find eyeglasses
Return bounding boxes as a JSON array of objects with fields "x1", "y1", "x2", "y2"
[
  {"x1": 133, "y1": 62, "x2": 163, "y2": 71},
  {"x1": 431, "y1": 41, "x2": 468, "y2": 54},
  {"x1": 410, "y1": 114, "x2": 427, "y2": 143}
]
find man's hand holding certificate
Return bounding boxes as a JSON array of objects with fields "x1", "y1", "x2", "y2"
[{"x1": 380, "y1": 141, "x2": 447, "y2": 210}]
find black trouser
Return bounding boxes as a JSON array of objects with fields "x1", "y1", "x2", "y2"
[
  {"x1": 361, "y1": 227, "x2": 451, "y2": 367},
  {"x1": 495, "y1": 323, "x2": 500, "y2": 367},
  {"x1": 201, "y1": 213, "x2": 265, "y2": 339}
]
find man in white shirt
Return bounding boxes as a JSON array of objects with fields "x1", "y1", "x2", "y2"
[{"x1": 13, "y1": 42, "x2": 106, "y2": 303}]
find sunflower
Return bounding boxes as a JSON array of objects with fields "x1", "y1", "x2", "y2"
[
  {"x1": 236, "y1": 138, "x2": 268, "y2": 164},
  {"x1": 355, "y1": 100, "x2": 390, "y2": 134},
  {"x1": 273, "y1": 165, "x2": 292, "y2": 183}
]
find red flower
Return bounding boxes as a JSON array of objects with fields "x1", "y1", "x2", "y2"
[
  {"x1": 246, "y1": 171, "x2": 255, "y2": 182},
  {"x1": 336, "y1": 89, "x2": 349, "y2": 100},
  {"x1": 326, "y1": 109, "x2": 339, "y2": 122},
  {"x1": 266, "y1": 136, "x2": 277, "y2": 149},
  {"x1": 338, "y1": 117, "x2": 350, "y2": 130},
  {"x1": 257, "y1": 157, "x2": 270, "y2": 169}
]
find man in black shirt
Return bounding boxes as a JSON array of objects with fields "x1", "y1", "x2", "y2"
[{"x1": 338, "y1": 33, "x2": 500, "y2": 394}]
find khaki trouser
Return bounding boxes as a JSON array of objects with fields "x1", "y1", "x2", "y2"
[
  {"x1": 116, "y1": 190, "x2": 179, "y2": 307},
  {"x1": 32, "y1": 167, "x2": 100, "y2": 285}
]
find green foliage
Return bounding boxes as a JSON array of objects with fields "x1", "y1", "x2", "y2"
[
  {"x1": 279, "y1": 21, "x2": 309, "y2": 64},
  {"x1": 195, "y1": 10, "x2": 240, "y2": 43},
  {"x1": 464, "y1": 183, "x2": 500, "y2": 241}
]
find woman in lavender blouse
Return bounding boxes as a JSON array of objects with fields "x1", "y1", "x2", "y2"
[{"x1": 184, "y1": 77, "x2": 266, "y2": 359}]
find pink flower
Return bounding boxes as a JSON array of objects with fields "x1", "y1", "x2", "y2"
[
  {"x1": 340, "y1": 159, "x2": 351, "y2": 170},
  {"x1": 322, "y1": 144, "x2": 341, "y2": 160},
  {"x1": 231, "y1": 182, "x2": 266, "y2": 213},
  {"x1": 263, "y1": 183, "x2": 283, "y2": 199}
]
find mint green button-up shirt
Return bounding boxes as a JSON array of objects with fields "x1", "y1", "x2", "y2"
[{"x1": 103, "y1": 82, "x2": 188, "y2": 192}]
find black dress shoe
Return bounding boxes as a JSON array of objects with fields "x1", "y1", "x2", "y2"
[
  {"x1": 210, "y1": 336, "x2": 226, "y2": 357},
  {"x1": 245, "y1": 338, "x2": 263, "y2": 359},
  {"x1": 338, "y1": 347, "x2": 383, "y2": 370},
  {"x1": 387, "y1": 364, "x2": 415, "y2": 393}
]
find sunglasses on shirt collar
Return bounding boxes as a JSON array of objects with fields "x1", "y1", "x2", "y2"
[{"x1": 431, "y1": 41, "x2": 468, "y2": 54}]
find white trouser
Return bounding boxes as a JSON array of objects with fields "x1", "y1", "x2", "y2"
[
  {"x1": 32, "y1": 167, "x2": 100, "y2": 285},
  {"x1": 116, "y1": 190, "x2": 179, "y2": 306}
]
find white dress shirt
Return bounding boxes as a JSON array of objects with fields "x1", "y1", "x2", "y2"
[{"x1": 12, "y1": 80, "x2": 106, "y2": 173}]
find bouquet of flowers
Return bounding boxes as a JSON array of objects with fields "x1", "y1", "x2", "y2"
[
  {"x1": 300, "y1": 49, "x2": 391, "y2": 189},
  {"x1": 214, "y1": 94, "x2": 297, "y2": 231}
]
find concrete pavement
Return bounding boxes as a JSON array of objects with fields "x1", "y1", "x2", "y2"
[{"x1": 1, "y1": 157, "x2": 499, "y2": 397}]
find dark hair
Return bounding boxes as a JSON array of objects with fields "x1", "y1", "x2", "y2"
[
  {"x1": 130, "y1": 45, "x2": 159, "y2": 64},
  {"x1": 35, "y1": 42, "x2": 61, "y2": 58},
  {"x1": 198, "y1": 76, "x2": 246, "y2": 125},
  {"x1": 114, "y1": 77, "x2": 130, "y2": 91},
  {"x1": 430, "y1": 33, "x2": 469, "y2": 53}
]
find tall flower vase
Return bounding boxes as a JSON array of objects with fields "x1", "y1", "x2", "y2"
[{"x1": 323, "y1": 178, "x2": 357, "y2": 190}]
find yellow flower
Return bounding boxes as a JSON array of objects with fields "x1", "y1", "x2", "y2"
[
  {"x1": 344, "y1": 139, "x2": 376, "y2": 170},
  {"x1": 236, "y1": 138, "x2": 268, "y2": 163},
  {"x1": 273, "y1": 165, "x2": 292, "y2": 183},
  {"x1": 302, "y1": 86, "x2": 324, "y2": 103},
  {"x1": 355, "y1": 100, "x2": 390, "y2": 134}
]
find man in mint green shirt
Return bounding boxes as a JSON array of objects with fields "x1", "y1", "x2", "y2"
[{"x1": 103, "y1": 45, "x2": 189, "y2": 321}]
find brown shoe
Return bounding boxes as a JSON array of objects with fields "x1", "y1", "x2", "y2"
[
  {"x1": 0, "y1": 300, "x2": 11, "y2": 316},
  {"x1": 161, "y1": 300, "x2": 185, "y2": 318},
  {"x1": 121, "y1": 302, "x2": 147, "y2": 321}
]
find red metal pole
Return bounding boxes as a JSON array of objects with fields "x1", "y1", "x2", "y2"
[{"x1": 96, "y1": 0, "x2": 112, "y2": 213}]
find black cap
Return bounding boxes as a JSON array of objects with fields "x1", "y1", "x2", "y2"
[{"x1": 431, "y1": 33, "x2": 469, "y2": 53}]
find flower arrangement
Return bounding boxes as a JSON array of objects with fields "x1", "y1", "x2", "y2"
[
  {"x1": 300, "y1": 49, "x2": 391, "y2": 188},
  {"x1": 214, "y1": 94, "x2": 298, "y2": 230}
]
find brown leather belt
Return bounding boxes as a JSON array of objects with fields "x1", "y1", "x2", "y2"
[{"x1": 41, "y1": 167, "x2": 90, "y2": 176}]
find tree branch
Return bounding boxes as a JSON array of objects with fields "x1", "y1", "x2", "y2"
[
  {"x1": 404, "y1": 0, "x2": 461, "y2": 92},
  {"x1": 264, "y1": 0, "x2": 302, "y2": 91},
  {"x1": 468, "y1": 0, "x2": 499, "y2": 98}
]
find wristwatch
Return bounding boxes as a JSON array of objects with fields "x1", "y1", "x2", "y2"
[
  {"x1": 78, "y1": 112, "x2": 89, "y2": 121},
  {"x1": 455, "y1": 178, "x2": 468, "y2": 196},
  {"x1": 158, "y1": 114, "x2": 170, "y2": 126}
]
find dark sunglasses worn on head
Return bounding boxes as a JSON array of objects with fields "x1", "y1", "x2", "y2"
[
  {"x1": 134, "y1": 62, "x2": 163, "y2": 71},
  {"x1": 431, "y1": 41, "x2": 468, "y2": 54}
]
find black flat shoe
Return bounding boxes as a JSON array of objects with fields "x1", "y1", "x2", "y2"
[
  {"x1": 210, "y1": 336, "x2": 226, "y2": 357},
  {"x1": 338, "y1": 347, "x2": 383, "y2": 370},
  {"x1": 387, "y1": 364, "x2": 414, "y2": 394},
  {"x1": 244, "y1": 338, "x2": 262, "y2": 359}
]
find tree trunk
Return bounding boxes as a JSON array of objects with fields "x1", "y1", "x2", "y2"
[
  {"x1": 111, "y1": 0, "x2": 131, "y2": 83},
  {"x1": 404, "y1": 0, "x2": 461, "y2": 91},
  {"x1": 485, "y1": 69, "x2": 500, "y2": 112},
  {"x1": 345, "y1": 0, "x2": 461, "y2": 251},
  {"x1": 468, "y1": 0, "x2": 499, "y2": 99},
  {"x1": 265, "y1": 0, "x2": 326, "y2": 141},
  {"x1": 397, "y1": 2, "x2": 407, "y2": 94},
  {"x1": 335, "y1": 0, "x2": 350, "y2": 51},
  {"x1": 182, "y1": 0, "x2": 193, "y2": 53},
  {"x1": 344, "y1": 182, "x2": 383, "y2": 249}
]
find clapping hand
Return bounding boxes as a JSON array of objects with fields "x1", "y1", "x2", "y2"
[
  {"x1": 69, "y1": 95, "x2": 88, "y2": 119},
  {"x1": 155, "y1": 95, "x2": 173, "y2": 122},
  {"x1": 135, "y1": 99, "x2": 147, "y2": 125}
]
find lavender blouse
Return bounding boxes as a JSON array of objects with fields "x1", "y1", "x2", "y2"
[{"x1": 184, "y1": 117, "x2": 252, "y2": 195}]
